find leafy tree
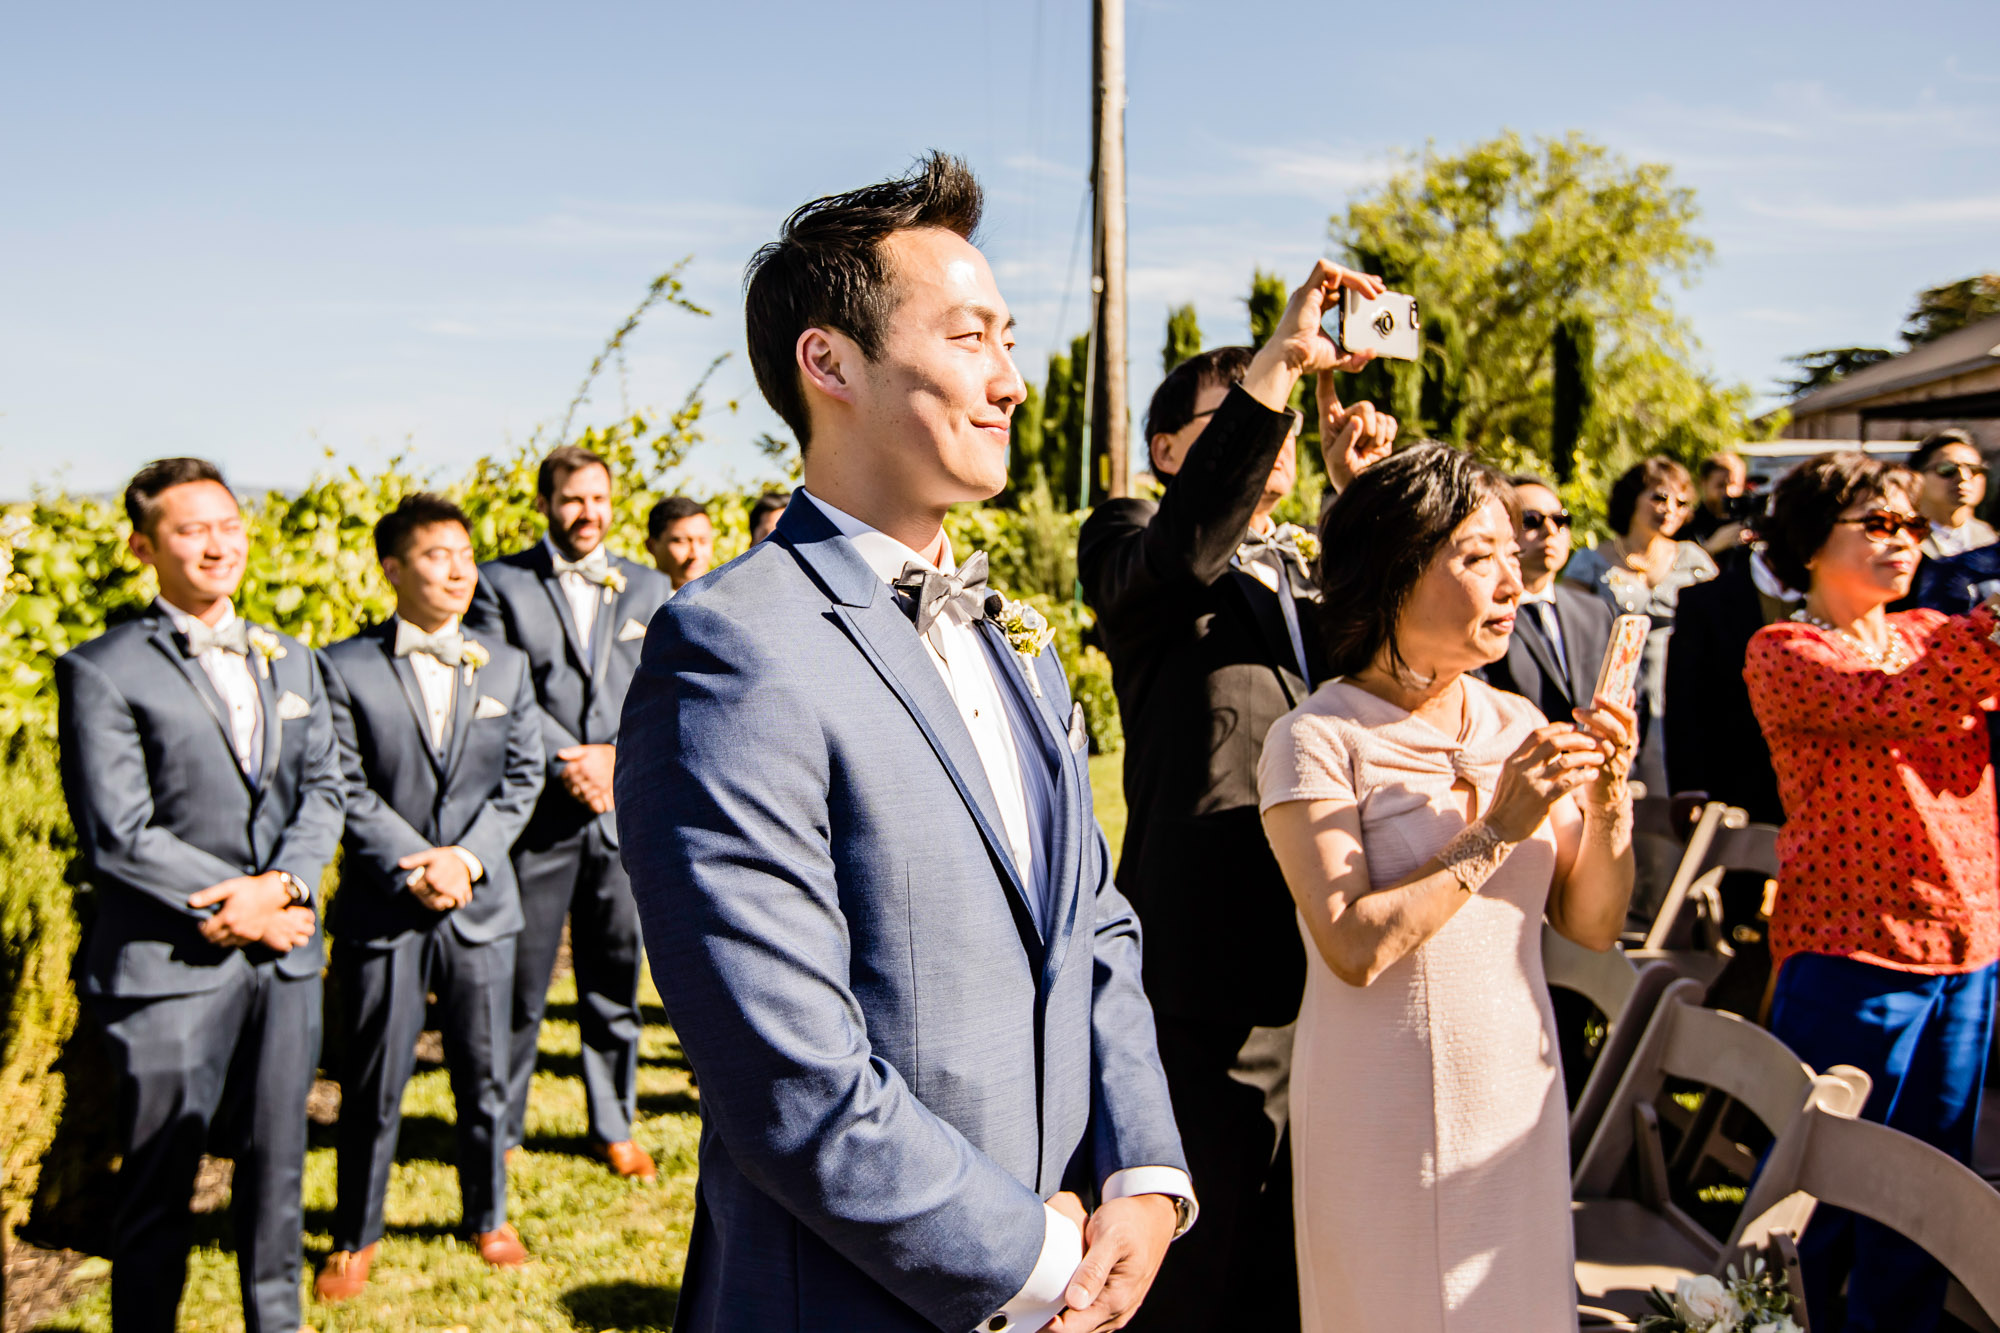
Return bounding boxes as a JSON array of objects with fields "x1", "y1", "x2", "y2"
[
  {"x1": 754, "y1": 431, "x2": 803, "y2": 482},
  {"x1": 1903, "y1": 273, "x2": 2000, "y2": 346},
  {"x1": 1006, "y1": 381, "x2": 1047, "y2": 500},
  {"x1": 1163, "y1": 304, "x2": 1202, "y2": 373},
  {"x1": 1330, "y1": 131, "x2": 1761, "y2": 530},
  {"x1": 1247, "y1": 270, "x2": 1286, "y2": 348},
  {"x1": 1777, "y1": 346, "x2": 1895, "y2": 398},
  {"x1": 1037, "y1": 334, "x2": 1091, "y2": 511},
  {"x1": 1550, "y1": 312, "x2": 1597, "y2": 484}
]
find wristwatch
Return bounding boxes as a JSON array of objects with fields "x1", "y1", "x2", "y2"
[
  {"x1": 1169, "y1": 1194, "x2": 1195, "y2": 1239},
  {"x1": 276, "y1": 871, "x2": 311, "y2": 907}
]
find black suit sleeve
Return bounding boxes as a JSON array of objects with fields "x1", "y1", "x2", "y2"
[
  {"x1": 267, "y1": 651, "x2": 345, "y2": 892},
  {"x1": 1079, "y1": 384, "x2": 1296, "y2": 628},
  {"x1": 454, "y1": 662, "x2": 546, "y2": 875},
  {"x1": 56, "y1": 650, "x2": 243, "y2": 917}
]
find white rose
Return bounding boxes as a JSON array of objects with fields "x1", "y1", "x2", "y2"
[{"x1": 1674, "y1": 1275, "x2": 1742, "y2": 1328}]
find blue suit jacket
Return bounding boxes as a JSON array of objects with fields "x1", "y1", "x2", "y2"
[
  {"x1": 318, "y1": 621, "x2": 545, "y2": 948},
  {"x1": 465, "y1": 541, "x2": 671, "y2": 849},
  {"x1": 616, "y1": 496, "x2": 1187, "y2": 1333},
  {"x1": 56, "y1": 607, "x2": 344, "y2": 997}
]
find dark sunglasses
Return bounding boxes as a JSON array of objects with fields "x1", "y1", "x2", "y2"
[
  {"x1": 1932, "y1": 462, "x2": 1985, "y2": 482},
  {"x1": 1520, "y1": 509, "x2": 1572, "y2": 535},
  {"x1": 1836, "y1": 511, "x2": 1928, "y2": 544}
]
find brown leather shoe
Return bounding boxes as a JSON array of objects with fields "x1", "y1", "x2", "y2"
[
  {"x1": 596, "y1": 1139, "x2": 657, "y2": 1182},
  {"x1": 313, "y1": 1243, "x2": 377, "y2": 1302},
  {"x1": 474, "y1": 1223, "x2": 527, "y2": 1268}
]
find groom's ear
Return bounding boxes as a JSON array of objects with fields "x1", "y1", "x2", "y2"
[{"x1": 797, "y1": 327, "x2": 860, "y2": 408}]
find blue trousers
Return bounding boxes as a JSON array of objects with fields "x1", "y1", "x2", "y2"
[{"x1": 1767, "y1": 953, "x2": 1996, "y2": 1333}]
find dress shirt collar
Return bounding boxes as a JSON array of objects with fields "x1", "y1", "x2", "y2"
[
  {"x1": 1519, "y1": 585, "x2": 1558, "y2": 607},
  {"x1": 799, "y1": 489, "x2": 958, "y2": 584},
  {"x1": 393, "y1": 614, "x2": 463, "y2": 656},
  {"x1": 543, "y1": 535, "x2": 609, "y2": 574},
  {"x1": 157, "y1": 596, "x2": 237, "y2": 636},
  {"x1": 1748, "y1": 549, "x2": 1799, "y2": 602}
]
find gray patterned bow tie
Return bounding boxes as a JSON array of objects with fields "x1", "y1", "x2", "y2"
[
  {"x1": 395, "y1": 625, "x2": 466, "y2": 666},
  {"x1": 893, "y1": 550, "x2": 997, "y2": 643},
  {"x1": 181, "y1": 619, "x2": 250, "y2": 657}
]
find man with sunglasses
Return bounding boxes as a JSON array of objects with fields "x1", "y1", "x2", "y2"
[
  {"x1": 1078, "y1": 263, "x2": 1396, "y2": 1333},
  {"x1": 1910, "y1": 429, "x2": 1995, "y2": 560},
  {"x1": 1481, "y1": 476, "x2": 1614, "y2": 745}
]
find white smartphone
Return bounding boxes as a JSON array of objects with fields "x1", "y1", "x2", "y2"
[
  {"x1": 1593, "y1": 614, "x2": 1649, "y2": 709},
  {"x1": 1322, "y1": 288, "x2": 1422, "y2": 361}
]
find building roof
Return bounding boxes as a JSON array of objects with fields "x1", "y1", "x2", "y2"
[{"x1": 1788, "y1": 313, "x2": 2000, "y2": 416}]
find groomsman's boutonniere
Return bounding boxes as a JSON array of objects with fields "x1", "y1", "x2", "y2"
[
  {"x1": 245, "y1": 627, "x2": 286, "y2": 680},
  {"x1": 1279, "y1": 523, "x2": 1320, "y2": 566},
  {"x1": 602, "y1": 567, "x2": 627, "y2": 602},
  {"x1": 990, "y1": 595, "x2": 1056, "y2": 698},
  {"x1": 459, "y1": 638, "x2": 490, "y2": 686}
]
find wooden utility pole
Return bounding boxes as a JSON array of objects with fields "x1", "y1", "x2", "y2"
[{"x1": 1089, "y1": 0, "x2": 1129, "y2": 500}]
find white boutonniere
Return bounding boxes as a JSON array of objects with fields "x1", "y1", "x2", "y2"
[
  {"x1": 991, "y1": 594, "x2": 1056, "y2": 698},
  {"x1": 245, "y1": 627, "x2": 286, "y2": 679},
  {"x1": 459, "y1": 638, "x2": 490, "y2": 686},
  {"x1": 1279, "y1": 523, "x2": 1320, "y2": 566},
  {"x1": 602, "y1": 567, "x2": 627, "y2": 602}
]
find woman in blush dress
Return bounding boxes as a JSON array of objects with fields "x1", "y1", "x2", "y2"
[{"x1": 1259, "y1": 445, "x2": 1636, "y2": 1333}]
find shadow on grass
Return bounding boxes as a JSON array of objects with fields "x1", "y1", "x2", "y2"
[
  {"x1": 561, "y1": 1279, "x2": 680, "y2": 1332},
  {"x1": 526, "y1": 1049, "x2": 690, "y2": 1081}
]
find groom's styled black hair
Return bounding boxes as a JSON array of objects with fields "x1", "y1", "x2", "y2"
[{"x1": 743, "y1": 151, "x2": 983, "y2": 449}]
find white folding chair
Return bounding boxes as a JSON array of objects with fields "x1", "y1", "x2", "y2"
[{"x1": 1542, "y1": 922, "x2": 1681, "y2": 1161}]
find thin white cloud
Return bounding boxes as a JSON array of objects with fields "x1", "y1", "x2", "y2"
[{"x1": 1745, "y1": 193, "x2": 2000, "y2": 232}]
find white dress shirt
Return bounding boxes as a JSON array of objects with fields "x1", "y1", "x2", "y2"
[
  {"x1": 395, "y1": 615, "x2": 460, "y2": 750},
  {"x1": 159, "y1": 597, "x2": 263, "y2": 782},
  {"x1": 798, "y1": 491, "x2": 1195, "y2": 1330},
  {"x1": 545, "y1": 537, "x2": 608, "y2": 656}
]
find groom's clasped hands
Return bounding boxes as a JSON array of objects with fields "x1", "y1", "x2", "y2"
[{"x1": 1039, "y1": 1192, "x2": 1180, "y2": 1333}]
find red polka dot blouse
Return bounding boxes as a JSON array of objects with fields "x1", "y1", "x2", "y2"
[{"x1": 1745, "y1": 606, "x2": 2000, "y2": 975}]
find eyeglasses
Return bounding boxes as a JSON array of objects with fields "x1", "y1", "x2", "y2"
[
  {"x1": 1520, "y1": 509, "x2": 1572, "y2": 535},
  {"x1": 1835, "y1": 511, "x2": 1928, "y2": 544},
  {"x1": 1932, "y1": 462, "x2": 1985, "y2": 482},
  {"x1": 1648, "y1": 490, "x2": 1692, "y2": 510}
]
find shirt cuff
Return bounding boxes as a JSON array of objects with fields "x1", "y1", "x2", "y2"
[
  {"x1": 1102, "y1": 1166, "x2": 1199, "y2": 1239},
  {"x1": 449, "y1": 846, "x2": 484, "y2": 882},
  {"x1": 991, "y1": 1201, "x2": 1084, "y2": 1331}
]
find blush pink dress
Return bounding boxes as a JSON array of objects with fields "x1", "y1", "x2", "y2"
[{"x1": 1258, "y1": 677, "x2": 1577, "y2": 1333}]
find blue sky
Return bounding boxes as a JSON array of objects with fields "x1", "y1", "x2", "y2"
[{"x1": 3, "y1": 1, "x2": 1996, "y2": 497}]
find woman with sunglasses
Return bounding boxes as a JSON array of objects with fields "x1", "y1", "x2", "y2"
[
  {"x1": 1909, "y1": 428, "x2": 1995, "y2": 559},
  {"x1": 1748, "y1": 451, "x2": 2000, "y2": 1333},
  {"x1": 1563, "y1": 455, "x2": 1716, "y2": 793}
]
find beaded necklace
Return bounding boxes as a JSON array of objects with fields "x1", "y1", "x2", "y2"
[{"x1": 1790, "y1": 609, "x2": 1913, "y2": 673}]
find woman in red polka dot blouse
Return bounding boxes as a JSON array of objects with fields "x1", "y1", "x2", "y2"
[{"x1": 1746, "y1": 451, "x2": 2000, "y2": 1333}]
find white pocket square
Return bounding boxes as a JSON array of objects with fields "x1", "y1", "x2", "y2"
[
  {"x1": 1067, "y1": 703, "x2": 1089, "y2": 754},
  {"x1": 276, "y1": 690, "x2": 312, "y2": 721},
  {"x1": 617, "y1": 617, "x2": 649, "y2": 643},
  {"x1": 474, "y1": 695, "x2": 510, "y2": 720}
]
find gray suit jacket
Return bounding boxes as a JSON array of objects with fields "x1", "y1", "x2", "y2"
[
  {"x1": 464, "y1": 542, "x2": 671, "y2": 848},
  {"x1": 319, "y1": 621, "x2": 544, "y2": 949},
  {"x1": 616, "y1": 496, "x2": 1187, "y2": 1333},
  {"x1": 56, "y1": 607, "x2": 344, "y2": 998}
]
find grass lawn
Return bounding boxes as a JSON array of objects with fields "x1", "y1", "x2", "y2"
[{"x1": 29, "y1": 760, "x2": 1129, "y2": 1332}]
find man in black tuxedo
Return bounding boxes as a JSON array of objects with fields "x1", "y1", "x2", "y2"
[
  {"x1": 55, "y1": 457, "x2": 343, "y2": 1333},
  {"x1": 1482, "y1": 476, "x2": 1614, "y2": 722},
  {"x1": 1663, "y1": 542, "x2": 1794, "y2": 827},
  {"x1": 1077, "y1": 263, "x2": 1396, "y2": 1333},
  {"x1": 464, "y1": 444, "x2": 672, "y2": 1180},
  {"x1": 313, "y1": 494, "x2": 545, "y2": 1300}
]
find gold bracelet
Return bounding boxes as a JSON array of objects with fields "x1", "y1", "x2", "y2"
[{"x1": 1438, "y1": 820, "x2": 1517, "y2": 894}]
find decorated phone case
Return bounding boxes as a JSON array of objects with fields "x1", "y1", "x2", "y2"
[{"x1": 1592, "y1": 614, "x2": 1649, "y2": 709}]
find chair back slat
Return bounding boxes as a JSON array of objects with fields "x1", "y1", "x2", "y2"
[{"x1": 1654, "y1": 1005, "x2": 1816, "y2": 1135}]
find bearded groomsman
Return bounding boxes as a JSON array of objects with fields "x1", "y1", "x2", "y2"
[
  {"x1": 56, "y1": 457, "x2": 344, "y2": 1333},
  {"x1": 312, "y1": 494, "x2": 544, "y2": 1300},
  {"x1": 464, "y1": 445, "x2": 672, "y2": 1179}
]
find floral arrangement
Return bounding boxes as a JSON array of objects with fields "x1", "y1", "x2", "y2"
[
  {"x1": 459, "y1": 638, "x2": 490, "y2": 685},
  {"x1": 245, "y1": 627, "x2": 287, "y2": 679},
  {"x1": 602, "y1": 567, "x2": 627, "y2": 600},
  {"x1": 1637, "y1": 1262, "x2": 1800, "y2": 1333},
  {"x1": 990, "y1": 594, "x2": 1056, "y2": 697},
  {"x1": 1276, "y1": 522, "x2": 1319, "y2": 566}
]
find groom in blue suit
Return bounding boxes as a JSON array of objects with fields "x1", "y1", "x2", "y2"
[{"x1": 617, "y1": 154, "x2": 1194, "y2": 1333}]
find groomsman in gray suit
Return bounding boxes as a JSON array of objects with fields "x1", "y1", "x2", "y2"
[
  {"x1": 464, "y1": 445, "x2": 672, "y2": 1181},
  {"x1": 56, "y1": 457, "x2": 344, "y2": 1333},
  {"x1": 312, "y1": 494, "x2": 545, "y2": 1301},
  {"x1": 619, "y1": 154, "x2": 1192, "y2": 1333}
]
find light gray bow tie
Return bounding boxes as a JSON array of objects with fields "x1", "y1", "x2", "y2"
[
  {"x1": 396, "y1": 626, "x2": 466, "y2": 666},
  {"x1": 551, "y1": 551, "x2": 616, "y2": 586},
  {"x1": 1237, "y1": 528, "x2": 1308, "y2": 571},
  {"x1": 182, "y1": 619, "x2": 250, "y2": 657},
  {"x1": 893, "y1": 550, "x2": 996, "y2": 641}
]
